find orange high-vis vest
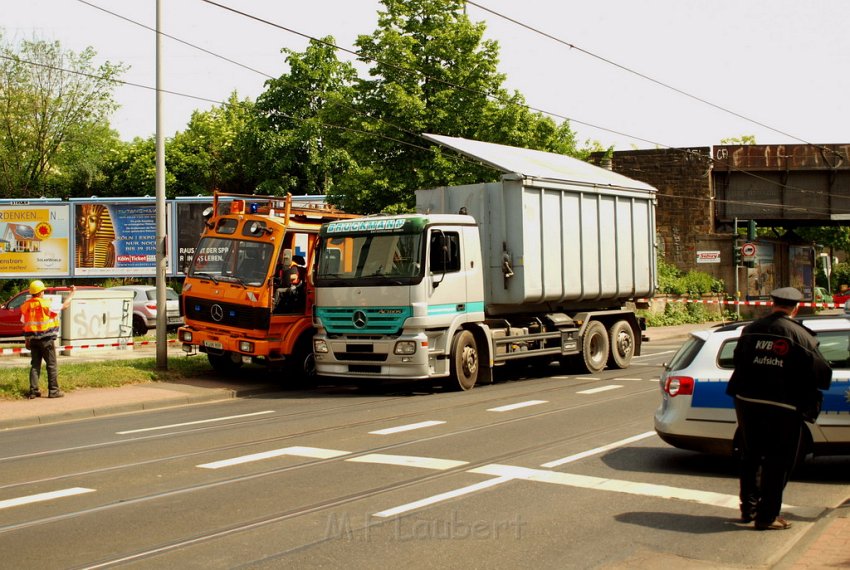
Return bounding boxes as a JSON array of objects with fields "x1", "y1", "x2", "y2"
[{"x1": 21, "y1": 296, "x2": 60, "y2": 336}]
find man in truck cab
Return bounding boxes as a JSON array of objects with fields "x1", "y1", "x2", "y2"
[{"x1": 274, "y1": 253, "x2": 306, "y2": 313}]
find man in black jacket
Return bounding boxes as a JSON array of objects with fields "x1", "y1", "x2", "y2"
[{"x1": 726, "y1": 287, "x2": 832, "y2": 530}]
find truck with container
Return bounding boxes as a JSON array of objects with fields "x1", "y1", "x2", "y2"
[
  {"x1": 177, "y1": 191, "x2": 358, "y2": 379},
  {"x1": 311, "y1": 134, "x2": 657, "y2": 390}
]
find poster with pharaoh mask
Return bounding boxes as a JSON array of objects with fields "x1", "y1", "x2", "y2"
[
  {"x1": 0, "y1": 202, "x2": 71, "y2": 277},
  {"x1": 73, "y1": 201, "x2": 172, "y2": 277}
]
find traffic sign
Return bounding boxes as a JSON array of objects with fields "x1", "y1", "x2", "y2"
[{"x1": 741, "y1": 242, "x2": 757, "y2": 258}]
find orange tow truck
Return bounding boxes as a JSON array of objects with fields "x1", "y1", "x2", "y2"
[{"x1": 178, "y1": 191, "x2": 358, "y2": 379}]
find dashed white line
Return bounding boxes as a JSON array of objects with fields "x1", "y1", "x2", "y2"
[
  {"x1": 487, "y1": 400, "x2": 548, "y2": 412},
  {"x1": 372, "y1": 477, "x2": 513, "y2": 518},
  {"x1": 369, "y1": 420, "x2": 446, "y2": 435},
  {"x1": 117, "y1": 411, "x2": 276, "y2": 435},
  {"x1": 577, "y1": 385, "x2": 623, "y2": 394},
  {"x1": 0, "y1": 487, "x2": 95, "y2": 510},
  {"x1": 541, "y1": 431, "x2": 657, "y2": 468},
  {"x1": 197, "y1": 446, "x2": 349, "y2": 469},
  {"x1": 347, "y1": 454, "x2": 468, "y2": 470}
]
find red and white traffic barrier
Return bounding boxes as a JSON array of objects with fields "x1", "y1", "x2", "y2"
[
  {"x1": 0, "y1": 338, "x2": 179, "y2": 356},
  {"x1": 638, "y1": 298, "x2": 843, "y2": 309}
]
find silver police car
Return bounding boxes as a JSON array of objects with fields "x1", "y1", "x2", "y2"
[{"x1": 655, "y1": 316, "x2": 850, "y2": 457}]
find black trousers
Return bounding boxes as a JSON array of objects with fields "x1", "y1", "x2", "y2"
[
  {"x1": 734, "y1": 398, "x2": 802, "y2": 524},
  {"x1": 28, "y1": 336, "x2": 59, "y2": 394}
]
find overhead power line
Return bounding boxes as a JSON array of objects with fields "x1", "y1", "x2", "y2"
[
  {"x1": 47, "y1": 0, "x2": 850, "y2": 215},
  {"x1": 464, "y1": 0, "x2": 828, "y2": 151}
]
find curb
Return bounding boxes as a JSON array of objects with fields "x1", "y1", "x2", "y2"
[{"x1": 0, "y1": 384, "x2": 274, "y2": 430}]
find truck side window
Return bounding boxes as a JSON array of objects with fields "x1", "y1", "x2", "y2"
[{"x1": 430, "y1": 231, "x2": 460, "y2": 273}]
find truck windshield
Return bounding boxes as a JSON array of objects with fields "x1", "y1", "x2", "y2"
[
  {"x1": 315, "y1": 232, "x2": 423, "y2": 285},
  {"x1": 189, "y1": 237, "x2": 274, "y2": 286}
]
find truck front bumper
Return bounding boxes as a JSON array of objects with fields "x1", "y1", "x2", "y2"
[{"x1": 313, "y1": 331, "x2": 438, "y2": 380}]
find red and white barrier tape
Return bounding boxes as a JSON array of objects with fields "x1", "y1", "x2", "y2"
[
  {"x1": 637, "y1": 298, "x2": 843, "y2": 309},
  {"x1": 0, "y1": 338, "x2": 178, "y2": 356}
]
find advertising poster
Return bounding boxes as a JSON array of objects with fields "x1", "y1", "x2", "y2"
[
  {"x1": 747, "y1": 242, "x2": 776, "y2": 299},
  {"x1": 789, "y1": 245, "x2": 814, "y2": 300},
  {"x1": 0, "y1": 203, "x2": 71, "y2": 277},
  {"x1": 74, "y1": 202, "x2": 171, "y2": 276},
  {"x1": 175, "y1": 201, "x2": 212, "y2": 275}
]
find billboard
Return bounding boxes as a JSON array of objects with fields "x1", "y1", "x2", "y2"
[
  {"x1": 0, "y1": 202, "x2": 71, "y2": 277},
  {"x1": 73, "y1": 200, "x2": 172, "y2": 277}
]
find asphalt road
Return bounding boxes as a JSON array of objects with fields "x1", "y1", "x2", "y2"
[{"x1": 0, "y1": 333, "x2": 848, "y2": 569}]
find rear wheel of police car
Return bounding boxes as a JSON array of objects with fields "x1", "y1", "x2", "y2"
[
  {"x1": 607, "y1": 320, "x2": 634, "y2": 369},
  {"x1": 450, "y1": 330, "x2": 478, "y2": 391},
  {"x1": 581, "y1": 321, "x2": 609, "y2": 374},
  {"x1": 207, "y1": 351, "x2": 243, "y2": 374}
]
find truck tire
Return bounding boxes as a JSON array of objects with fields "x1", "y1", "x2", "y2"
[
  {"x1": 607, "y1": 320, "x2": 634, "y2": 369},
  {"x1": 450, "y1": 330, "x2": 479, "y2": 391},
  {"x1": 581, "y1": 321, "x2": 609, "y2": 374},
  {"x1": 208, "y1": 352, "x2": 243, "y2": 373},
  {"x1": 289, "y1": 337, "x2": 316, "y2": 385}
]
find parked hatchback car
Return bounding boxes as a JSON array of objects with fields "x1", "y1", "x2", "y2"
[
  {"x1": 655, "y1": 316, "x2": 850, "y2": 458},
  {"x1": 108, "y1": 285, "x2": 182, "y2": 336},
  {"x1": 0, "y1": 286, "x2": 106, "y2": 337}
]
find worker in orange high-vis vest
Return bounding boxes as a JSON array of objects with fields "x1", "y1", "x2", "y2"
[{"x1": 21, "y1": 281, "x2": 75, "y2": 399}]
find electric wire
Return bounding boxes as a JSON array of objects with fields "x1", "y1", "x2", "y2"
[{"x1": 10, "y1": 1, "x2": 849, "y2": 217}]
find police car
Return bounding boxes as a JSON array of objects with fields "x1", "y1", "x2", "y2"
[{"x1": 654, "y1": 316, "x2": 850, "y2": 457}]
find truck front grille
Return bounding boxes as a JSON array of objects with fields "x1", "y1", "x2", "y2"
[
  {"x1": 184, "y1": 296, "x2": 270, "y2": 330},
  {"x1": 317, "y1": 306, "x2": 411, "y2": 335}
]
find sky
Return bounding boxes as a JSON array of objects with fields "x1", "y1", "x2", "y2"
[{"x1": 4, "y1": 0, "x2": 850, "y2": 151}]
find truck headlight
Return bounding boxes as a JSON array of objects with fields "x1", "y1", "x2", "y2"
[
  {"x1": 394, "y1": 341, "x2": 417, "y2": 355},
  {"x1": 180, "y1": 330, "x2": 193, "y2": 342},
  {"x1": 239, "y1": 341, "x2": 254, "y2": 353},
  {"x1": 314, "y1": 339, "x2": 329, "y2": 353}
]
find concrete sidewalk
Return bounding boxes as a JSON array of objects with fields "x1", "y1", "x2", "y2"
[{"x1": 0, "y1": 340, "x2": 273, "y2": 430}]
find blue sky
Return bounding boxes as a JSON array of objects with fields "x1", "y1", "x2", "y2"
[{"x1": 4, "y1": 0, "x2": 849, "y2": 151}]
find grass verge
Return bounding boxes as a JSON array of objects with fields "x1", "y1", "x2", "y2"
[{"x1": 0, "y1": 357, "x2": 216, "y2": 400}]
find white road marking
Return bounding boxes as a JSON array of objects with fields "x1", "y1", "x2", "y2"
[
  {"x1": 372, "y1": 477, "x2": 514, "y2": 518},
  {"x1": 542, "y1": 431, "x2": 657, "y2": 468},
  {"x1": 577, "y1": 385, "x2": 623, "y2": 394},
  {"x1": 634, "y1": 350, "x2": 676, "y2": 359},
  {"x1": 575, "y1": 376, "x2": 600, "y2": 381},
  {"x1": 116, "y1": 411, "x2": 276, "y2": 435},
  {"x1": 347, "y1": 454, "x2": 468, "y2": 470},
  {"x1": 0, "y1": 487, "x2": 95, "y2": 510},
  {"x1": 197, "y1": 446, "x2": 349, "y2": 469},
  {"x1": 470, "y1": 464, "x2": 765, "y2": 511},
  {"x1": 487, "y1": 400, "x2": 548, "y2": 412},
  {"x1": 612, "y1": 378, "x2": 645, "y2": 382},
  {"x1": 369, "y1": 420, "x2": 446, "y2": 435}
]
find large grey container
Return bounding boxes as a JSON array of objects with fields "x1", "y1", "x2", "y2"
[{"x1": 415, "y1": 135, "x2": 657, "y2": 314}]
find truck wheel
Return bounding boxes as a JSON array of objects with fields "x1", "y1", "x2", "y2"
[
  {"x1": 207, "y1": 352, "x2": 242, "y2": 373},
  {"x1": 132, "y1": 315, "x2": 147, "y2": 337},
  {"x1": 581, "y1": 321, "x2": 609, "y2": 374},
  {"x1": 607, "y1": 320, "x2": 634, "y2": 369},
  {"x1": 290, "y1": 337, "x2": 316, "y2": 385},
  {"x1": 450, "y1": 330, "x2": 478, "y2": 391}
]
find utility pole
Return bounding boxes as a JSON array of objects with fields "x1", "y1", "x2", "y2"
[{"x1": 155, "y1": 0, "x2": 167, "y2": 370}]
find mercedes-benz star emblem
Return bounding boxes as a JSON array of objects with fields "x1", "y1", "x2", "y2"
[
  {"x1": 211, "y1": 304, "x2": 224, "y2": 322},
  {"x1": 352, "y1": 310, "x2": 367, "y2": 329}
]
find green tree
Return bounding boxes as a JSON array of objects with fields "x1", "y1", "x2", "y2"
[
  {"x1": 333, "y1": 0, "x2": 579, "y2": 212},
  {"x1": 168, "y1": 92, "x2": 255, "y2": 196},
  {"x1": 245, "y1": 38, "x2": 358, "y2": 197},
  {"x1": 0, "y1": 33, "x2": 125, "y2": 197}
]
